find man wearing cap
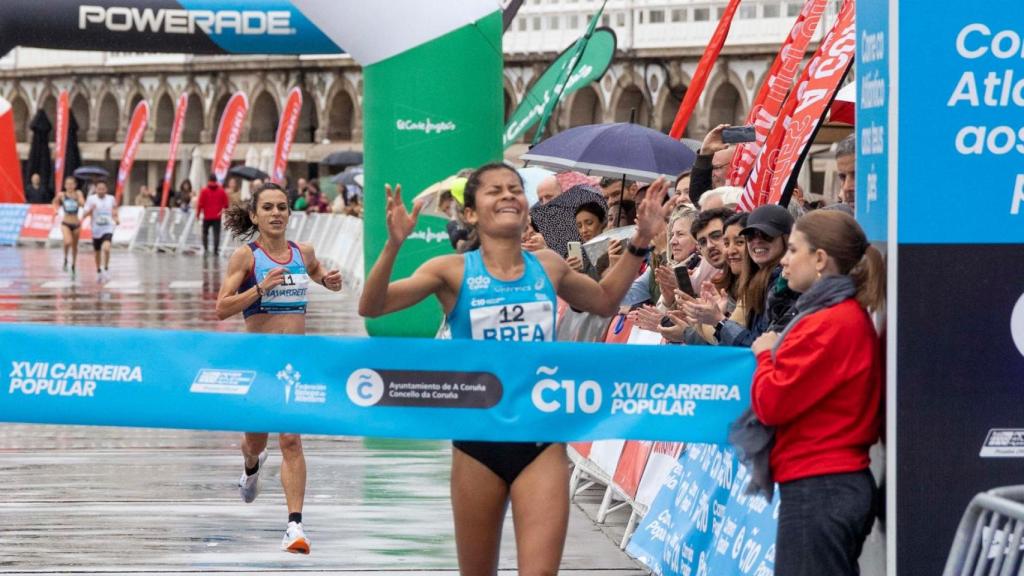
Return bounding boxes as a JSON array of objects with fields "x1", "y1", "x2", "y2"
[{"x1": 684, "y1": 204, "x2": 800, "y2": 347}]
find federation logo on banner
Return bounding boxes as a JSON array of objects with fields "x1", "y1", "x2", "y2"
[{"x1": 278, "y1": 364, "x2": 326, "y2": 405}]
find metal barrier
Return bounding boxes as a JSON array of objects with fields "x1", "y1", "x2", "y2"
[{"x1": 945, "y1": 486, "x2": 1024, "y2": 575}]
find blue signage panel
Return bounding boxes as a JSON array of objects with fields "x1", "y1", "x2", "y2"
[
  {"x1": 856, "y1": 0, "x2": 889, "y2": 242},
  {"x1": 0, "y1": 204, "x2": 28, "y2": 246},
  {"x1": 898, "y1": 2, "x2": 1024, "y2": 243}
]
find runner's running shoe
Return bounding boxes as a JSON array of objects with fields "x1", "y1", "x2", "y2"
[
  {"x1": 237, "y1": 450, "x2": 267, "y2": 503},
  {"x1": 281, "y1": 521, "x2": 310, "y2": 554}
]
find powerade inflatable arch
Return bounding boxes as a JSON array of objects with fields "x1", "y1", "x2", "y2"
[{"x1": 0, "y1": 0, "x2": 507, "y2": 336}]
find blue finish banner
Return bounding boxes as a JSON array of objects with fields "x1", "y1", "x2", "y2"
[
  {"x1": 0, "y1": 323, "x2": 756, "y2": 443},
  {"x1": 627, "y1": 444, "x2": 778, "y2": 576},
  {"x1": 0, "y1": 204, "x2": 28, "y2": 246}
]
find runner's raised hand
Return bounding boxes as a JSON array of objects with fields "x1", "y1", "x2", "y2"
[{"x1": 384, "y1": 184, "x2": 422, "y2": 248}]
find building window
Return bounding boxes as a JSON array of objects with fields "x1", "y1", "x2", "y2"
[
  {"x1": 763, "y1": 3, "x2": 781, "y2": 18},
  {"x1": 637, "y1": 10, "x2": 644, "y2": 24},
  {"x1": 671, "y1": 8, "x2": 687, "y2": 22},
  {"x1": 550, "y1": 15, "x2": 560, "y2": 29},
  {"x1": 568, "y1": 14, "x2": 579, "y2": 28},
  {"x1": 649, "y1": 9, "x2": 665, "y2": 23},
  {"x1": 532, "y1": 16, "x2": 541, "y2": 30},
  {"x1": 602, "y1": 14, "x2": 611, "y2": 27},
  {"x1": 615, "y1": 12, "x2": 626, "y2": 27},
  {"x1": 518, "y1": 18, "x2": 527, "y2": 31},
  {"x1": 787, "y1": 2, "x2": 803, "y2": 17},
  {"x1": 717, "y1": 7, "x2": 726, "y2": 19},
  {"x1": 693, "y1": 7, "x2": 710, "y2": 21},
  {"x1": 738, "y1": 5, "x2": 757, "y2": 19}
]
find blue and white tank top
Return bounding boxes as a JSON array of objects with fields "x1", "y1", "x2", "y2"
[
  {"x1": 447, "y1": 250, "x2": 557, "y2": 342},
  {"x1": 240, "y1": 241, "x2": 310, "y2": 319},
  {"x1": 62, "y1": 193, "x2": 80, "y2": 215}
]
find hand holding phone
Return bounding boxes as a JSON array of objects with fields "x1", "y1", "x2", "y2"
[
  {"x1": 721, "y1": 125, "x2": 757, "y2": 144},
  {"x1": 567, "y1": 241, "x2": 583, "y2": 261},
  {"x1": 673, "y1": 265, "x2": 697, "y2": 298}
]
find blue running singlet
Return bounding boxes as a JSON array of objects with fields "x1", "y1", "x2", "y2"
[
  {"x1": 240, "y1": 241, "x2": 310, "y2": 319},
  {"x1": 62, "y1": 194, "x2": 80, "y2": 215},
  {"x1": 447, "y1": 249, "x2": 557, "y2": 343}
]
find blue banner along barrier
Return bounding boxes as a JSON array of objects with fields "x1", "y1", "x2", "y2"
[
  {"x1": 0, "y1": 204, "x2": 28, "y2": 246},
  {"x1": 0, "y1": 323, "x2": 756, "y2": 443},
  {"x1": 627, "y1": 444, "x2": 778, "y2": 575}
]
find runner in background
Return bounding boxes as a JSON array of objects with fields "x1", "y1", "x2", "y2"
[
  {"x1": 360, "y1": 163, "x2": 668, "y2": 575},
  {"x1": 215, "y1": 182, "x2": 343, "y2": 554},
  {"x1": 81, "y1": 180, "x2": 119, "y2": 283},
  {"x1": 52, "y1": 176, "x2": 85, "y2": 278}
]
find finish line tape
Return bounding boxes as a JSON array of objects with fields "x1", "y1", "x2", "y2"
[{"x1": 0, "y1": 323, "x2": 756, "y2": 443}]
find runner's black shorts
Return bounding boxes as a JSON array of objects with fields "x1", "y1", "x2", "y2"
[{"x1": 92, "y1": 233, "x2": 113, "y2": 250}]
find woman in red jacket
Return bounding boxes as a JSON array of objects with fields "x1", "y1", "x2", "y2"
[{"x1": 750, "y1": 210, "x2": 885, "y2": 576}]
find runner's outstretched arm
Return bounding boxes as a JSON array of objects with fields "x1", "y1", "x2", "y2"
[
  {"x1": 215, "y1": 247, "x2": 283, "y2": 320},
  {"x1": 551, "y1": 178, "x2": 670, "y2": 316},
  {"x1": 359, "y1": 184, "x2": 448, "y2": 318}
]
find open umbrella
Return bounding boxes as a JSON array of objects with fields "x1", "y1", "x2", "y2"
[
  {"x1": 329, "y1": 165, "x2": 364, "y2": 204},
  {"x1": 521, "y1": 122, "x2": 697, "y2": 183},
  {"x1": 529, "y1": 184, "x2": 606, "y2": 259},
  {"x1": 412, "y1": 175, "x2": 466, "y2": 220},
  {"x1": 321, "y1": 150, "x2": 363, "y2": 168},
  {"x1": 73, "y1": 166, "x2": 109, "y2": 180},
  {"x1": 516, "y1": 166, "x2": 551, "y2": 207},
  {"x1": 228, "y1": 165, "x2": 270, "y2": 181},
  {"x1": 829, "y1": 81, "x2": 855, "y2": 125},
  {"x1": 26, "y1": 109, "x2": 52, "y2": 193}
]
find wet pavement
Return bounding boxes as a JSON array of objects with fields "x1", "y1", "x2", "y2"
[{"x1": 0, "y1": 246, "x2": 646, "y2": 575}]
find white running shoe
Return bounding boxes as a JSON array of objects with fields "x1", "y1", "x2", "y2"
[
  {"x1": 237, "y1": 450, "x2": 267, "y2": 503},
  {"x1": 281, "y1": 521, "x2": 310, "y2": 554}
]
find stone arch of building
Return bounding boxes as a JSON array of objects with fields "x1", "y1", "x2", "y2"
[
  {"x1": 207, "y1": 80, "x2": 240, "y2": 139},
  {"x1": 7, "y1": 85, "x2": 31, "y2": 142},
  {"x1": 564, "y1": 84, "x2": 604, "y2": 128},
  {"x1": 653, "y1": 67, "x2": 692, "y2": 135},
  {"x1": 68, "y1": 87, "x2": 91, "y2": 142},
  {"x1": 153, "y1": 89, "x2": 176, "y2": 143},
  {"x1": 703, "y1": 70, "x2": 749, "y2": 130},
  {"x1": 323, "y1": 78, "x2": 358, "y2": 142},
  {"x1": 608, "y1": 71, "x2": 652, "y2": 127},
  {"x1": 249, "y1": 88, "x2": 280, "y2": 143},
  {"x1": 123, "y1": 86, "x2": 147, "y2": 139},
  {"x1": 181, "y1": 88, "x2": 204, "y2": 144},
  {"x1": 95, "y1": 90, "x2": 120, "y2": 142},
  {"x1": 293, "y1": 84, "x2": 319, "y2": 144},
  {"x1": 37, "y1": 87, "x2": 58, "y2": 143}
]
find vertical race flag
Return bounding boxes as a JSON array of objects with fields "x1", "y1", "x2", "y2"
[
  {"x1": 741, "y1": 0, "x2": 855, "y2": 209},
  {"x1": 731, "y1": 0, "x2": 829, "y2": 194},
  {"x1": 765, "y1": 0, "x2": 855, "y2": 206},
  {"x1": 53, "y1": 90, "x2": 69, "y2": 194},
  {"x1": 0, "y1": 97, "x2": 25, "y2": 203},
  {"x1": 668, "y1": 0, "x2": 743, "y2": 139},
  {"x1": 212, "y1": 92, "x2": 249, "y2": 184},
  {"x1": 160, "y1": 93, "x2": 188, "y2": 211},
  {"x1": 115, "y1": 100, "x2": 150, "y2": 205},
  {"x1": 531, "y1": 0, "x2": 607, "y2": 146},
  {"x1": 272, "y1": 87, "x2": 303, "y2": 185}
]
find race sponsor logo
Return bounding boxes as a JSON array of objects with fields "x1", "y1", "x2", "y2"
[
  {"x1": 531, "y1": 366, "x2": 742, "y2": 417},
  {"x1": 78, "y1": 5, "x2": 296, "y2": 36},
  {"x1": 980, "y1": 428, "x2": 1024, "y2": 458},
  {"x1": 395, "y1": 118, "x2": 457, "y2": 135},
  {"x1": 466, "y1": 275, "x2": 491, "y2": 291},
  {"x1": 8, "y1": 361, "x2": 142, "y2": 397},
  {"x1": 345, "y1": 368, "x2": 501, "y2": 409},
  {"x1": 278, "y1": 364, "x2": 326, "y2": 405},
  {"x1": 189, "y1": 369, "x2": 255, "y2": 395},
  {"x1": 407, "y1": 227, "x2": 450, "y2": 244}
]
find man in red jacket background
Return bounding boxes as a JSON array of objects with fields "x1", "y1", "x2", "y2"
[{"x1": 196, "y1": 175, "x2": 230, "y2": 256}]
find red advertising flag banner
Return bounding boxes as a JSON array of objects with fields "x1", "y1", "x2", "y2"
[
  {"x1": 667, "y1": 0, "x2": 743, "y2": 139},
  {"x1": 612, "y1": 441, "x2": 654, "y2": 500},
  {"x1": 730, "y1": 0, "x2": 829, "y2": 188},
  {"x1": 212, "y1": 93, "x2": 249, "y2": 184},
  {"x1": 0, "y1": 97, "x2": 24, "y2": 203},
  {"x1": 54, "y1": 91, "x2": 69, "y2": 194},
  {"x1": 160, "y1": 93, "x2": 189, "y2": 210},
  {"x1": 115, "y1": 101, "x2": 150, "y2": 205},
  {"x1": 765, "y1": 0, "x2": 855, "y2": 206},
  {"x1": 272, "y1": 87, "x2": 303, "y2": 185}
]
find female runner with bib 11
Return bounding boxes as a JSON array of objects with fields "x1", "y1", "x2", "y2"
[{"x1": 216, "y1": 182, "x2": 342, "y2": 554}]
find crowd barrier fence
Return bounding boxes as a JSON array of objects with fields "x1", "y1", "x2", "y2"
[{"x1": 945, "y1": 485, "x2": 1024, "y2": 576}]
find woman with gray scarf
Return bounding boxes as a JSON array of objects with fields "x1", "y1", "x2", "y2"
[{"x1": 748, "y1": 210, "x2": 885, "y2": 576}]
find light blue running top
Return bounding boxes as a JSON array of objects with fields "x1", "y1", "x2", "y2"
[
  {"x1": 447, "y1": 249, "x2": 557, "y2": 342},
  {"x1": 240, "y1": 241, "x2": 309, "y2": 319},
  {"x1": 62, "y1": 193, "x2": 80, "y2": 215}
]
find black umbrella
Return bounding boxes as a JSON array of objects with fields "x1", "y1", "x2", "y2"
[
  {"x1": 321, "y1": 150, "x2": 363, "y2": 168},
  {"x1": 65, "y1": 112, "x2": 82, "y2": 185},
  {"x1": 227, "y1": 165, "x2": 270, "y2": 181},
  {"x1": 73, "y1": 166, "x2": 110, "y2": 180},
  {"x1": 521, "y1": 122, "x2": 697, "y2": 183},
  {"x1": 329, "y1": 165, "x2": 363, "y2": 187},
  {"x1": 26, "y1": 109, "x2": 52, "y2": 193},
  {"x1": 529, "y1": 184, "x2": 606, "y2": 259}
]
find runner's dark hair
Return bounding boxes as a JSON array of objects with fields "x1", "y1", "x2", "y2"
[
  {"x1": 223, "y1": 182, "x2": 289, "y2": 240},
  {"x1": 463, "y1": 163, "x2": 524, "y2": 210}
]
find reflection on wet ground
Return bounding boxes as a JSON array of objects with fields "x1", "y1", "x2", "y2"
[{"x1": 0, "y1": 247, "x2": 644, "y2": 574}]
